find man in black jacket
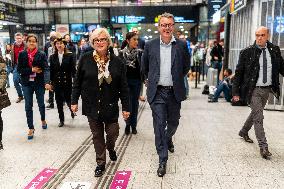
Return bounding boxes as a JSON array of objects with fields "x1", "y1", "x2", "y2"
[{"x1": 232, "y1": 26, "x2": 284, "y2": 159}]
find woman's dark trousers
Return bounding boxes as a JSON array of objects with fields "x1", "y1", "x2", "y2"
[
  {"x1": 87, "y1": 117, "x2": 119, "y2": 166},
  {"x1": 126, "y1": 79, "x2": 141, "y2": 129},
  {"x1": 22, "y1": 82, "x2": 45, "y2": 129},
  {"x1": 54, "y1": 86, "x2": 72, "y2": 123}
]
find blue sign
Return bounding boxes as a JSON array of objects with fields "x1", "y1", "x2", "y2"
[
  {"x1": 111, "y1": 15, "x2": 146, "y2": 24},
  {"x1": 174, "y1": 17, "x2": 195, "y2": 23}
]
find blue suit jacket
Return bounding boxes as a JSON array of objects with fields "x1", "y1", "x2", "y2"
[{"x1": 141, "y1": 38, "x2": 191, "y2": 104}]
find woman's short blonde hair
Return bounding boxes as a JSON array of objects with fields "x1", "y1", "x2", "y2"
[{"x1": 90, "y1": 28, "x2": 113, "y2": 48}]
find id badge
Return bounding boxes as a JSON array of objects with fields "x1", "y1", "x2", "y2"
[{"x1": 29, "y1": 72, "x2": 36, "y2": 81}]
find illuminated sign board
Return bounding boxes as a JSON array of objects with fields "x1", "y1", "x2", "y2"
[
  {"x1": 174, "y1": 17, "x2": 195, "y2": 23},
  {"x1": 111, "y1": 16, "x2": 146, "y2": 24},
  {"x1": 230, "y1": 0, "x2": 247, "y2": 14},
  {"x1": 0, "y1": 2, "x2": 24, "y2": 23},
  {"x1": 110, "y1": 6, "x2": 198, "y2": 24}
]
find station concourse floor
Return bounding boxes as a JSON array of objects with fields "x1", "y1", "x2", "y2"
[{"x1": 1, "y1": 81, "x2": 284, "y2": 189}]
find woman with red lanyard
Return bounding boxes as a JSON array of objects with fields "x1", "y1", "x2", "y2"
[{"x1": 17, "y1": 34, "x2": 51, "y2": 140}]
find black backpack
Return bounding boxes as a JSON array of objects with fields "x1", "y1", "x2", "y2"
[{"x1": 202, "y1": 85, "x2": 209, "y2": 95}]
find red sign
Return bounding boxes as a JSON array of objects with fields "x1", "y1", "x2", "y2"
[
  {"x1": 24, "y1": 168, "x2": 57, "y2": 189},
  {"x1": 110, "y1": 171, "x2": 132, "y2": 189}
]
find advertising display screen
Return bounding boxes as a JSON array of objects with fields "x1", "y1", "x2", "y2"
[{"x1": 70, "y1": 24, "x2": 87, "y2": 42}]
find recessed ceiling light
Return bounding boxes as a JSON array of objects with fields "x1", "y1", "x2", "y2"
[
  {"x1": 154, "y1": 31, "x2": 158, "y2": 33},
  {"x1": 185, "y1": 31, "x2": 188, "y2": 34},
  {"x1": 147, "y1": 29, "x2": 151, "y2": 32},
  {"x1": 179, "y1": 26, "x2": 184, "y2": 29},
  {"x1": 181, "y1": 28, "x2": 184, "y2": 31}
]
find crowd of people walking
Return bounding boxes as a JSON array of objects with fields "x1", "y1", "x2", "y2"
[{"x1": 1, "y1": 12, "x2": 284, "y2": 179}]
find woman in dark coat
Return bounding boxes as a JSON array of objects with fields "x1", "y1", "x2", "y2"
[
  {"x1": 49, "y1": 37, "x2": 76, "y2": 127},
  {"x1": 71, "y1": 28, "x2": 130, "y2": 177},
  {"x1": 17, "y1": 34, "x2": 51, "y2": 140},
  {"x1": 119, "y1": 32, "x2": 143, "y2": 135}
]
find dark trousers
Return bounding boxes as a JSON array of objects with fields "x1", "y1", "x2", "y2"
[
  {"x1": 48, "y1": 91, "x2": 54, "y2": 104},
  {"x1": 87, "y1": 117, "x2": 119, "y2": 166},
  {"x1": 126, "y1": 79, "x2": 141, "y2": 129},
  {"x1": 22, "y1": 82, "x2": 45, "y2": 129},
  {"x1": 150, "y1": 87, "x2": 181, "y2": 164},
  {"x1": 54, "y1": 86, "x2": 72, "y2": 123},
  {"x1": 241, "y1": 87, "x2": 270, "y2": 149},
  {"x1": 13, "y1": 68, "x2": 23, "y2": 98},
  {"x1": 0, "y1": 111, "x2": 3, "y2": 142}
]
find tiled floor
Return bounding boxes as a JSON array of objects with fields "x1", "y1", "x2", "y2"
[{"x1": 1, "y1": 81, "x2": 284, "y2": 189}]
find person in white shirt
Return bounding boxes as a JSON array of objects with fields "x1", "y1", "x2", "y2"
[{"x1": 49, "y1": 37, "x2": 76, "y2": 127}]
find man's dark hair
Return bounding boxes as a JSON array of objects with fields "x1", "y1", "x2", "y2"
[{"x1": 225, "y1": 68, "x2": 232, "y2": 75}]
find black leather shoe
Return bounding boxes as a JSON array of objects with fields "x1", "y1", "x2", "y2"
[
  {"x1": 168, "y1": 139, "x2": 175, "y2": 153},
  {"x1": 94, "y1": 165, "x2": 105, "y2": 177},
  {"x1": 109, "y1": 150, "x2": 117, "y2": 161},
  {"x1": 239, "y1": 131, "x2": 253, "y2": 143},
  {"x1": 260, "y1": 148, "x2": 272, "y2": 159},
  {"x1": 125, "y1": 125, "x2": 130, "y2": 135},
  {"x1": 157, "y1": 163, "x2": 167, "y2": 177},
  {"x1": 58, "y1": 122, "x2": 64, "y2": 127},
  {"x1": 0, "y1": 142, "x2": 3, "y2": 150},
  {"x1": 132, "y1": 128, "x2": 137, "y2": 135},
  {"x1": 208, "y1": 98, "x2": 218, "y2": 103},
  {"x1": 46, "y1": 103, "x2": 54, "y2": 109}
]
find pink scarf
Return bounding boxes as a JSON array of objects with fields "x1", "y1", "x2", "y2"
[{"x1": 27, "y1": 48, "x2": 38, "y2": 68}]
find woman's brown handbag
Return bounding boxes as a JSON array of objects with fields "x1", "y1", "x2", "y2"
[{"x1": 0, "y1": 92, "x2": 11, "y2": 110}]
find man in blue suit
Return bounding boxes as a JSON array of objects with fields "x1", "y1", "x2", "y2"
[{"x1": 142, "y1": 12, "x2": 190, "y2": 177}]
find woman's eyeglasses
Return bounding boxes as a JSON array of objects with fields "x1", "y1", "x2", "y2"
[{"x1": 94, "y1": 38, "x2": 108, "y2": 44}]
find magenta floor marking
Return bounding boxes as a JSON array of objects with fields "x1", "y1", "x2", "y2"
[
  {"x1": 110, "y1": 171, "x2": 132, "y2": 189},
  {"x1": 24, "y1": 168, "x2": 57, "y2": 189}
]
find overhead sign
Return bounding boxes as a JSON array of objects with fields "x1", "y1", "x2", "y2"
[
  {"x1": 110, "y1": 6, "x2": 198, "y2": 24},
  {"x1": 208, "y1": 0, "x2": 226, "y2": 20},
  {"x1": 230, "y1": 0, "x2": 247, "y2": 14},
  {"x1": 174, "y1": 17, "x2": 195, "y2": 23},
  {"x1": 111, "y1": 16, "x2": 146, "y2": 24},
  {"x1": 24, "y1": 25, "x2": 45, "y2": 33},
  {"x1": 0, "y1": 2, "x2": 24, "y2": 23}
]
